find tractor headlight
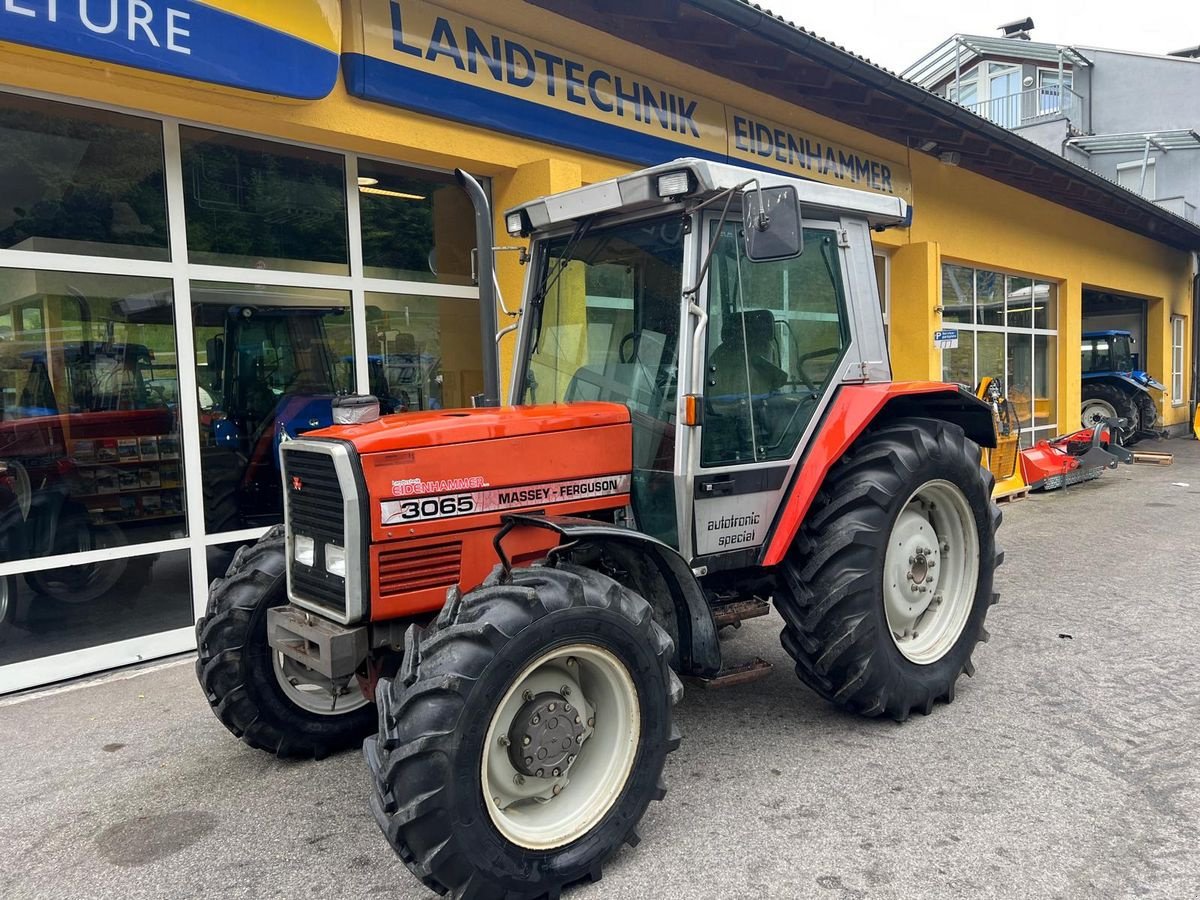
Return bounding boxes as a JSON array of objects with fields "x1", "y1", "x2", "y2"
[
  {"x1": 324, "y1": 544, "x2": 346, "y2": 578},
  {"x1": 293, "y1": 534, "x2": 315, "y2": 567},
  {"x1": 506, "y1": 210, "x2": 531, "y2": 237}
]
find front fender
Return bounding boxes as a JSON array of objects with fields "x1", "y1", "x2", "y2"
[{"x1": 502, "y1": 513, "x2": 722, "y2": 678}]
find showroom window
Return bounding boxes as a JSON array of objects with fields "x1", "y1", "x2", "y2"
[
  {"x1": 941, "y1": 263, "x2": 1059, "y2": 445},
  {"x1": 0, "y1": 90, "x2": 484, "y2": 692}
]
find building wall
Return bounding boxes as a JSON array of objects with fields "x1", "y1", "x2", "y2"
[{"x1": 1085, "y1": 50, "x2": 1200, "y2": 134}]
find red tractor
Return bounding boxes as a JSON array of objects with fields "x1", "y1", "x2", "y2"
[{"x1": 197, "y1": 159, "x2": 1002, "y2": 898}]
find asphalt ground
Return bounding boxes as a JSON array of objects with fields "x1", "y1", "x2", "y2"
[{"x1": 1, "y1": 439, "x2": 1198, "y2": 900}]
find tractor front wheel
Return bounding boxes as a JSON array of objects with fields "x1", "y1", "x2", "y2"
[
  {"x1": 366, "y1": 562, "x2": 680, "y2": 899},
  {"x1": 775, "y1": 417, "x2": 1002, "y2": 721},
  {"x1": 196, "y1": 525, "x2": 375, "y2": 758}
]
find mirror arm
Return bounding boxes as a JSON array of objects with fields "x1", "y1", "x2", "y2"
[{"x1": 683, "y1": 185, "x2": 742, "y2": 302}]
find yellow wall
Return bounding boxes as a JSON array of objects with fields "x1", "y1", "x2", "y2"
[{"x1": 1, "y1": 0, "x2": 1193, "y2": 427}]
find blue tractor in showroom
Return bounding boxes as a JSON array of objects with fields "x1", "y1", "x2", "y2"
[{"x1": 1080, "y1": 330, "x2": 1164, "y2": 446}]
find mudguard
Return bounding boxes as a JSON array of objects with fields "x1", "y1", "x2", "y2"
[
  {"x1": 502, "y1": 513, "x2": 722, "y2": 678},
  {"x1": 1082, "y1": 372, "x2": 1165, "y2": 394}
]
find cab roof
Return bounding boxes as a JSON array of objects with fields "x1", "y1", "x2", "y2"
[{"x1": 506, "y1": 158, "x2": 910, "y2": 235}]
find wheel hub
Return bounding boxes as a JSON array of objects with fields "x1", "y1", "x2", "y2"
[
  {"x1": 885, "y1": 508, "x2": 940, "y2": 632},
  {"x1": 507, "y1": 691, "x2": 585, "y2": 778}
]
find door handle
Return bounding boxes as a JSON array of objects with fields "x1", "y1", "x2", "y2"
[{"x1": 699, "y1": 477, "x2": 735, "y2": 497}]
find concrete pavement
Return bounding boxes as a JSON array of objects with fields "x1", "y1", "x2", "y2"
[{"x1": 1, "y1": 440, "x2": 1198, "y2": 899}]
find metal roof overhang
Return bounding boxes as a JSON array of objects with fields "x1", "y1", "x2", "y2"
[
  {"x1": 529, "y1": 0, "x2": 1200, "y2": 252},
  {"x1": 902, "y1": 35, "x2": 1092, "y2": 88},
  {"x1": 1068, "y1": 130, "x2": 1200, "y2": 154}
]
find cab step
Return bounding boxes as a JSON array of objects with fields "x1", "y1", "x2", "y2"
[
  {"x1": 710, "y1": 597, "x2": 772, "y2": 629},
  {"x1": 690, "y1": 657, "x2": 773, "y2": 689}
]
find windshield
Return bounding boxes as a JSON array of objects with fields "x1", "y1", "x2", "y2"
[{"x1": 522, "y1": 218, "x2": 684, "y2": 419}]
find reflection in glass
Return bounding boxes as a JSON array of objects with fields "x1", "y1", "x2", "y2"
[
  {"x1": 940, "y1": 265, "x2": 973, "y2": 323},
  {"x1": 0, "y1": 270, "x2": 185, "y2": 572},
  {"x1": 364, "y1": 294, "x2": 482, "y2": 411},
  {"x1": 1034, "y1": 281, "x2": 1057, "y2": 330},
  {"x1": 0, "y1": 92, "x2": 168, "y2": 259},
  {"x1": 358, "y1": 160, "x2": 476, "y2": 286},
  {"x1": 192, "y1": 283, "x2": 352, "y2": 532},
  {"x1": 1006, "y1": 276, "x2": 1034, "y2": 328},
  {"x1": 180, "y1": 127, "x2": 348, "y2": 274},
  {"x1": 0, "y1": 549, "x2": 191, "y2": 666},
  {"x1": 976, "y1": 269, "x2": 1003, "y2": 326},
  {"x1": 1035, "y1": 334, "x2": 1057, "y2": 427},
  {"x1": 942, "y1": 330, "x2": 976, "y2": 388},
  {"x1": 1006, "y1": 331, "x2": 1033, "y2": 428}
]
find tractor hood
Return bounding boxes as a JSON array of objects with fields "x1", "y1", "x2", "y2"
[{"x1": 314, "y1": 402, "x2": 631, "y2": 454}]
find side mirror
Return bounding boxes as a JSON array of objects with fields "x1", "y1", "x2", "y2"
[{"x1": 743, "y1": 185, "x2": 803, "y2": 261}]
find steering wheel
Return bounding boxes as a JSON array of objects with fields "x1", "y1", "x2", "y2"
[
  {"x1": 794, "y1": 346, "x2": 841, "y2": 392},
  {"x1": 618, "y1": 332, "x2": 640, "y2": 364}
]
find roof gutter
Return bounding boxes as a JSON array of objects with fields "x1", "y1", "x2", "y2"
[{"x1": 687, "y1": 0, "x2": 1200, "y2": 251}]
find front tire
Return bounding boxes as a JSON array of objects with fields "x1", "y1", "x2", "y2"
[
  {"x1": 1081, "y1": 383, "x2": 1136, "y2": 443},
  {"x1": 195, "y1": 524, "x2": 375, "y2": 758},
  {"x1": 775, "y1": 417, "x2": 1002, "y2": 721},
  {"x1": 366, "y1": 562, "x2": 680, "y2": 899}
]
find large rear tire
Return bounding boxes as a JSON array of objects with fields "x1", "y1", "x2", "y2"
[
  {"x1": 195, "y1": 525, "x2": 375, "y2": 758},
  {"x1": 774, "y1": 417, "x2": 1002, "y2": 721},
  {"x1": 366, "y1": 562, "x2": 680, "y2": 899}
]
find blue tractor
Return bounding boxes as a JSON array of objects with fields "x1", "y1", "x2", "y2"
[{"x1": 1080, "y1": 330, "x2": 1164, "y2": 445}]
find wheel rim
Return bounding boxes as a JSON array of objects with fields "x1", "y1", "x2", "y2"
[
  {"x1": 883, "y1": 480, "x2": 979, "y2": 665},
  {"x1": 482, "y1": 643, "x2": 640, "y2": 850},
  {"x1": 1081, "y1": 398, "x2": 1117, "y2": 429},
  {"x1": 0, "y1": 578, "x2": 9, "y2": 624},
  {"x1": 271, "y1": 651, "x2": 371, "y2": 716}
]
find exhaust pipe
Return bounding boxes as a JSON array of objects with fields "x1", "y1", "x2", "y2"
[{"x1": 456, "y1": 169, "x2": 501, "y2": 407}]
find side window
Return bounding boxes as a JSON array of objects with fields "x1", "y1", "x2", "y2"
[{"x1": 702, "y1": 223, "x2": 850, "y2": 466}]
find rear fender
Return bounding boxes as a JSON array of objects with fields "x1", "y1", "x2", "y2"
[
  {"x1": 502, "y1": 514, "x2": 722, "y2": 677},
  {"x1": 759, "y1": 382, "x2": 993, "y2": 568},
  {"x1": 1085, "y1": 373, "x2": 1163, "y2": 394}
]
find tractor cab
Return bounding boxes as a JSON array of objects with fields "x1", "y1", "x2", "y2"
[{"x1": 506, "y1": 159, "x2": 902, "y2": 562}]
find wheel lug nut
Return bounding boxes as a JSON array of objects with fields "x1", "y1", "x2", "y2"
[
  {"x1": 574, "y1": 715, "x2": 581, "y2": 725},
  {"x1": 498, "y1": 735, "x2": 510, "y2": 747},
  {"x1": 587, "y1": 717, "x2": 595, "y2": 727},
  {"x1": 522, "y1": 690, "x2": 533, "y2": 702},
  {"x1": 548, "y1": 703, "x2": 556, "y2": 712},
  {"x1": 552, "y1": 784, "x2": 562, "y2": 796},
  {"x1": 561, "y1": 685, "x2": 571, "y2": 696},
  {"x1": 910, "y1": 584, "x2": 919, "y2": 593},
  {"x1": 567, "y1": 754, "x2": 575, "y2": 764},
  {"x1": 553, "y1": 767, "x2": 561, "y2": 777},
  {"x1": 493, "y1": 796, "x2": 502, "y2": 807},
  {"x1": 531, "y1": 715, "x2": 540, "y2": 725},
  {"x1": 523, "y1": 735, "x2": 531, "y2": 746},
  {"x1": 906, "y1": 572, "x2": 914, "y2": 581},
  {"x1": 525, "y1": 756, "x2": 533, "y2": 766},
  {"x1": 576, "y1": 734, "x2": 583, "y2": 743},
  {"x1": 514, "y1": 774, "x2": 525, "y2": 785},
  {"x1": 567, "y1": 657, "x2": 576, "y2": 667},
  {"x1": 564, "y1": 703, "x2": 572, "y2": 712}
]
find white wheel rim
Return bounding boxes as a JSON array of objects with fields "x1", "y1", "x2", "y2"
[
  {"x1": 0, "y1": 578, "x2": 9, "y2": 623},
  {"x1": 883, "y1": 480, "x2": 979, "y2": 665},
  {"x1": 271, "y1": 651, "x2": 371, "y2": 716},
  {"x1": 482, "y1": 643, "x2": 640, "y2": 850},
  {"x1": 1081, "y1": 398, "x2": 1117, "y2": 429}
]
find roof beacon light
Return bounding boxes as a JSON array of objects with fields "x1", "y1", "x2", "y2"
[{"x1": 656, "y1": 170, "x2": 692, "y2": 199}]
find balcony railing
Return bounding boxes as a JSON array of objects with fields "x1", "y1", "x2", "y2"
[{"x1": 965, "y1": 86, "x2": 1088, "y2": 132}]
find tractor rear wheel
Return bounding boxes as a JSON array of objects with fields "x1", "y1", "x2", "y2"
[
  {"x1": 775, "y1": 417, "x2": 1002, "y2": 721},
  {"x1": 1081, "y1": 383, "x2": 1136, "y2": 442},
  {"x1": 366, "y1": 562, "x2": 680, "y2": 899},
  {"x1": 196, "y1": 525, "x2": 375, "y2": 758}
]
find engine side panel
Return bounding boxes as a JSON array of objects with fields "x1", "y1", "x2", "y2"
[{"x1": 359, "y1": 422, "x2": 633, "y2": 621}]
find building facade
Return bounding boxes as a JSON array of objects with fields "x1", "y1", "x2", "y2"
[{"x1": 1, "y1": 1, "x2": 1198, "y2": 693}]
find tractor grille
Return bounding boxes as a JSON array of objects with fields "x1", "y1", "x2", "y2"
[
  {"x1": 283, "y1": 448, "x2": 348, "y2": 616},
  {"x1": 378, "y1": 540, "x2": 462, "y2": 597}
]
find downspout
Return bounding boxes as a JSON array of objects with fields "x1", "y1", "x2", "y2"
[{"x1": 455, "y1": 169, "x2": 501, "y2": 407}]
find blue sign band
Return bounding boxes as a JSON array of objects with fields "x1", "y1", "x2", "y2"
[
  {"x1": 0, "y1": 1, "x2": 338, "y2": 100},
  {"x1": 343, "y1": 52, "x2": 736, "y2": 170}
]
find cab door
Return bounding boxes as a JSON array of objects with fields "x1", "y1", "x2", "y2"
[{"x1": 680, "y1": 213, "x2": 861, "y2": 563}]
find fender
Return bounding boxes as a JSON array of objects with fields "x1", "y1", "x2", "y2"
[
  {"x1": 759, "y1": 382, "x2": 994, "y2": 568},
  {"x1": 502, "y1": 513, "x2": 722, "y2": 678},
  {"x1": 1083, "y1": 372, "x2": 1165, "y2": 393}
]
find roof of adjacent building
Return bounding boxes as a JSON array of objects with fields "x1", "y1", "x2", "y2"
[
  {"x1": 534, "y1": 0, "x2": 1200, "y2": 251},
  {"x1": 902, "y1": 34, "x2": 1093, "y2": 89}
]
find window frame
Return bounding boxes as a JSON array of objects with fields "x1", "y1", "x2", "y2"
[
  {"x1": 1116, "y1": 158, "x2": 1157, "y2": 199},
  {"x1": 0, "y1": 85, "x2": 484, "y2": 693},
  {"x1": 1171, "y1": 315, "x2": 1186, "y2": 406}
]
